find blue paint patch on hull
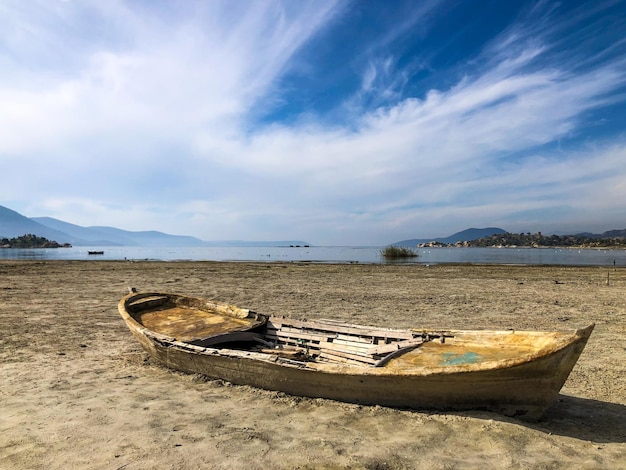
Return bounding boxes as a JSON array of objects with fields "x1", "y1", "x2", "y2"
[{"x1": 441, "y1": 351, "x2": 480, "y2": 366}]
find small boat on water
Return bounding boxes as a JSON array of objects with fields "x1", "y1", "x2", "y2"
[
  {"x1": 88, "y1": 251, "x2": 104, "y2": 255},
  {"x1": 118, "y1": 291, "x2": 594, "y2": 420}
]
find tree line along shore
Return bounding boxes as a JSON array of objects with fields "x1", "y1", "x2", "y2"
[{"x1": 419, "y1": 231, "x2": 626, "y2": 249}]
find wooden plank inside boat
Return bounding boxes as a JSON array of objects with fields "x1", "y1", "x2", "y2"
[
  {"x1": 261, "y1": 315, "x2": 433, "y2": 367},
  {"x1": 318, "y1": 349, "x2": 378, "y2": 365}
]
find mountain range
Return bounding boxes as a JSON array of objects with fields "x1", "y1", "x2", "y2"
[
  {"x1": 1, "y1": 204, "x2": 623, "y2": 247},
  {"x1": 0, "y1": 205, "x2": 308, "y2": 247}
]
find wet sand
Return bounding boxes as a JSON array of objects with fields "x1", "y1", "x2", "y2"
[{"x1": 1, "y1": 260, "x2": 624, "y2": 469}]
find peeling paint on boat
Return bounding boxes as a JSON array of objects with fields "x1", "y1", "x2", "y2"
[{"x1": 441, "y1": 351, "x2": 481, "y2": 366}]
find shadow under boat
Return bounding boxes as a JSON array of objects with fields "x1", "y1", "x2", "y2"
[{"x1": 457, "y1": 394, "x2": 626, "y2": 443}]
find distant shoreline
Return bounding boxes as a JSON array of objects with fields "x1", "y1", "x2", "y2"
[{"x1": 417, "y1": 244, "x2": 626, "y2": 250}]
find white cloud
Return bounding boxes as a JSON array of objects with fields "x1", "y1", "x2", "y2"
[{"x1": 0, "y1": 0, "x2": 342, "y2": 155}]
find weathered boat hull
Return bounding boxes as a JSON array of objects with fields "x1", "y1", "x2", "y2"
[{"x1": 119, "y1": 292, "x2": 594, "y2": 420}]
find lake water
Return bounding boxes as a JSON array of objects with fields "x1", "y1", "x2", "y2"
[{"x1": 0, "y1": 245, "x2": 624, "y2": 266}]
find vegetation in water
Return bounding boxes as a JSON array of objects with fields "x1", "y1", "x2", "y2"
[
  {"x1": 381, "y1": 246, "x2": 418, "y2": 259},
  {"x1": 0, "y1": 234, "x2": 70, "y2": 248}
]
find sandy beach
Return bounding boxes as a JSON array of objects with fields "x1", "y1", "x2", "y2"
[{"x1": 1, "y1": 260, "x2": 624, "y2": 469}]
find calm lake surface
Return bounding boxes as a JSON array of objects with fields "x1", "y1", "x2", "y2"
[{"x1": 0, "y1": 246, "x2": 624, "y2": 266}]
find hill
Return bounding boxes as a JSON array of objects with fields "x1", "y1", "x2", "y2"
[
  {"x1": 30, "y1": 217, "x2": 123, "y2": 246},
  {"x1": 392, "y1": 227, "x2": 507, "y2": 247},
  {"x1": 0, "y1": 206, "x2": 76, "y2": 243},
  {"x1": 0, "y1": 205, "x2": 309, "y2": 247},
  {"x1": 0, "y1": 234, "x2": 69, "y2": 248},
  {"x1": 581, "y1": 229, "x2": 626, "y2": 238},
  {"x1": 27, "y1": 216, "x2": 208, "y2": 247}
]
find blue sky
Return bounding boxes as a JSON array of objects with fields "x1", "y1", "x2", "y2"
[{"x1": 1, "y1": 0, "x2": 625, "y2": 245}]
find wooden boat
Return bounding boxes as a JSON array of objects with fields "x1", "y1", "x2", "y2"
[
  {"x1": 118, "y1": 291, "x2": 594, "y2": 420},
  {"x1": 88, "y1": 251, "x2": 104, "y2": 255}
]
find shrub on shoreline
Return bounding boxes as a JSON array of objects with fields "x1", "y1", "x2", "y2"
[{"x1": 381, "y1": 246, "x2": 418, "y2": 259}]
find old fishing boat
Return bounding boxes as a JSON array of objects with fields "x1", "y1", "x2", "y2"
[{"x1": 118, "y1": 291, "x2": 594, "y2": 420}]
